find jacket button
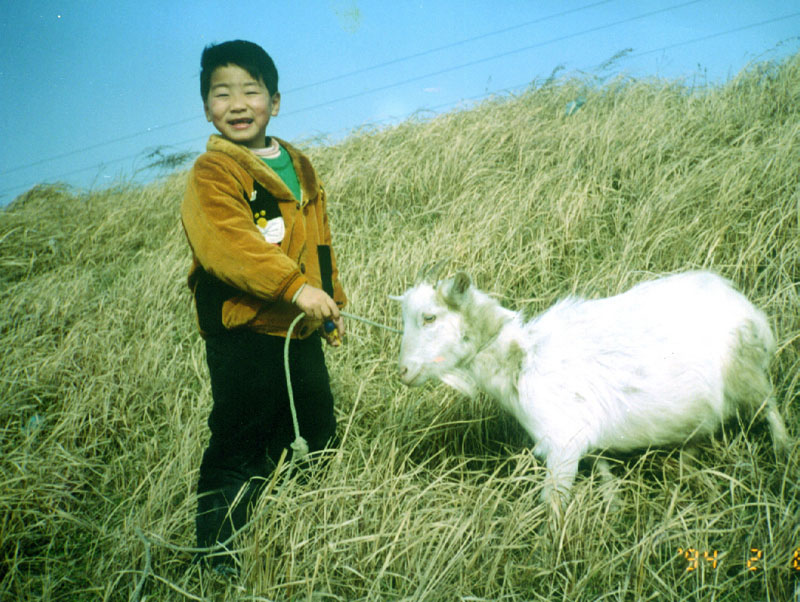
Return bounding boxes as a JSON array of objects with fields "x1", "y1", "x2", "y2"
[{"x1": 300, "y1": 263, "x2": 306, "y2": 273}]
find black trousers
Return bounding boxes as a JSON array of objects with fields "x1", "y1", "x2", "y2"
[{"x1": 195, "y1": 329, "x2": 337, "y2": 554}]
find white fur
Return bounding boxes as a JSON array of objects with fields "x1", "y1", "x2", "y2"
[{"x1": 394, "y1": 271, "x2": 789, "y2": 505}]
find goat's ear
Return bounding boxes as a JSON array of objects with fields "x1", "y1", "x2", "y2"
[
  {"x1": 440, "y1": 271, "x2": 471, "y2": 308},
  {"x1": 452, "y1": 271, "x2": 471, "y2": 294},
  {"x1": 388, "y1": 293, "x2": 404, "y2": 302}
]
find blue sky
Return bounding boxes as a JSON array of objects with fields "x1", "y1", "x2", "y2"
[{"x1": 1, "y1": 0, "x2": 798, "y2": 205}]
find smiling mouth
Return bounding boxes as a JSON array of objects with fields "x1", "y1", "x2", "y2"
[{"x1": 228, "y1": 118, "x2": 254, "y2": 129}]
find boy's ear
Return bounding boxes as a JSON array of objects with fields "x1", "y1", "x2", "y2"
[
  {"x1": 204, "y1": 101, "x2": 212, "y2": 122},
  {"x1": 271, "y1": 92, "x2": 281, "y2": 117}
]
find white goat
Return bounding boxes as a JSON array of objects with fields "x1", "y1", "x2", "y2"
[{"x1": 393, "y1": 271, "x2": 789, "y2": 505}]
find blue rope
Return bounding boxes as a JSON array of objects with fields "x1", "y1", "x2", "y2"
[{"x1": 340, "y1": 310, "x2": 403, "y2": 334}]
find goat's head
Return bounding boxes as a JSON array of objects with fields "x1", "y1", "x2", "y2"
[{"x1": 391, "y1": 272, "x2": 474, "y2": 388}]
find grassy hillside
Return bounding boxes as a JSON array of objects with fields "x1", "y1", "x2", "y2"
[{"x1": 1, "y1": 53, "x2": 798, "y2": 601}]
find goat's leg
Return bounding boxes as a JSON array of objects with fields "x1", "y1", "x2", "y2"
[
  {"x1": 764, "y1": 396, "x2": 789, "y2": 457},
  {"x1": 595, "y1": 457, "x2": 613, "y2": 482},
  {"x1": 595, "y1": 457, "x2": 621, "y2": 511},
  {"x1": 541, "y1": 448, "x2": 581, "y2": 510}
]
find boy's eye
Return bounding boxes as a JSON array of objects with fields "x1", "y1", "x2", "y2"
[{"x1": 422, "y1": 314, "x2": 436, "y2": 325}]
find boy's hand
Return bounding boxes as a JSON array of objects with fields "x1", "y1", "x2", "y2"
[
  {"x1": 321, "y1": 315, "x2": 345, "y2": 347},
  {"x1": 294, "y1": 285, "x2": 345, "y2": 345},
  {"x1": 294, "y1": 284, "x2": 339, "y2": 320}
]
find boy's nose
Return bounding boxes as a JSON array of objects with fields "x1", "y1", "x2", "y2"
[{"x1": 229, "y1": 92, "x2": 247, "y2": 108}]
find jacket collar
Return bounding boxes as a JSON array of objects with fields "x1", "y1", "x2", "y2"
[{"x1": 206, "y1": 134, "x2": 319, "y2": 205}]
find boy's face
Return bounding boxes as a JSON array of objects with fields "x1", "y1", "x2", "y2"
[{"x1": 204, "y1": 64, "x2": 280, "y2": 149}]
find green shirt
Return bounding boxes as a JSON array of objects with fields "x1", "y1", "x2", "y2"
[{"x1": 262, "y1": 144, "x2": 302, "y2": 202}]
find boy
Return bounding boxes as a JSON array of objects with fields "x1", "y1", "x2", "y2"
[{"x1": 180, "y1": 40, "x2": 347, "y2": 574}]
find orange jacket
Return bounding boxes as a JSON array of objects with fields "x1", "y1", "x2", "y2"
[{"x1": 181, "y1": 135, "x2": 346, "y2": 338}]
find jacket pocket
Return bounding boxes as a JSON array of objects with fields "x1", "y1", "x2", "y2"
[
  {"x1": 221, "y1": 297, "x2": 260, "y2": 330},
  {"x1": 192, "y1": 267, "x2": 241, "y2": 335}
]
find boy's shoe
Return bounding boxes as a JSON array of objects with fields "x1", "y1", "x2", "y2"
[
  {"x1": 211, "y1": 562, "x2": 239, "y2": 581},
  {"x1": 192, "y1": 551, "x2": 239, "y2": 580}
]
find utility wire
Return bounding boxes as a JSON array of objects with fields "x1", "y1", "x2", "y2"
[
  {"x1": 0, "y1": 0, "x2": 613, "y2": 178},
  {"x1": 287, "y1": 0, "x2": 615, "y2": 93},
  {"x1": 278, "y1": 0, "x2": 707, "y2": 119},
  {"x1": 2, "y1": 8, "x2": 798, "y2": 200},
  {"x1": 0, "y1": 117, "x2": 201, "y2": 178},
  {"x1": 0, "y1": 1, "x2": 703, "y2": 183},
  {"x1": 628, "y1": 16, "x2": 800, "y2": 61},
  {"x1": 398, "y1": 16, "x2": 800, "y2": 123}
]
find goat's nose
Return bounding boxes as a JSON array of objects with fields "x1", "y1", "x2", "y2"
[{"x1": 398, "y1": 365, "x2": 408, "y2": 377}]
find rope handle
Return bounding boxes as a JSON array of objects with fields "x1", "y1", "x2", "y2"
[
  {"x1": 284, "y1": 310, "x2": 401, "y2": 461},
  {"x1": 285, "y1": 313, "x2": 310, "y2": 460}
]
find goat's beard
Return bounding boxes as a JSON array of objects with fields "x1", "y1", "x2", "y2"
[{"x1": 440, "y1": 369, "x2": 478, "y2": 398}]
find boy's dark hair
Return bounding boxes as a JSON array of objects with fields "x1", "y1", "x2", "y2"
[{"x1": 200, "y1": 40, "x2": 279, "y2": 100}]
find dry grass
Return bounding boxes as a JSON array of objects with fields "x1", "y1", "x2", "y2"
[{"x1": 1, "y1": 53, "x2": 799, "y2": 601}]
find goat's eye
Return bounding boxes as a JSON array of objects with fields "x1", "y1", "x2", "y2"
[{"x1": 422, "y1": 314, "x2": 436, "y2": 325}]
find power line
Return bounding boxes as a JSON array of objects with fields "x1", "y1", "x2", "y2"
[
  {"x1": 0, "y1": 116, "x2": 200, "y2": 178},
  {"x1": 628, "y1": 17, "x2": 800, "y2": 62},
  {"x1": 279, "y1": 0, "x2": 708, "y2": 118},
  {"x1": 419, "y1": 17, "x2": 800, "y2": 120},
  {"x1": 0, "y1": 150, "x2": 169, "y2": 198},
  {"x1": 0, "y1": 0, "x2": 614, "y2": 178},
  {"x1": 2, "y1": 8, "x2": 798, "y2": 201},
  {"x1": 287, "y1": 0, "x2": 615, "y2": 93}
]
